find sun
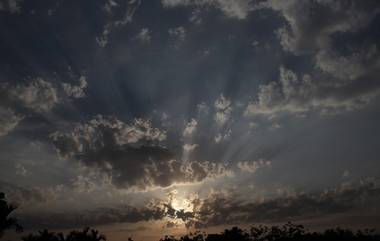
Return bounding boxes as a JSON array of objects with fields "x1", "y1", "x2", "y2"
[
  {"x1": 171, "y1": 196, "x2": 191, "y2": 211},
  {"x1": 167, "y1": 190, "x2": 194, "y2": 212}
]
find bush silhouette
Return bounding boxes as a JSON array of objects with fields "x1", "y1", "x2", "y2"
[
  {"x1": 0, "y1": 192, "x2": 22, "y2": 238},
  {"x1": 159, "y1": 222, "x2": 380, "y2": 241},
  {"x1": 22, "y1": 228, "x2": 105, "y2": 241}
]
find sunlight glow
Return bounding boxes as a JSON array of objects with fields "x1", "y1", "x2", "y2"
[{"x1": 168, "y1": 189, "x2": 194, "y2": 213}]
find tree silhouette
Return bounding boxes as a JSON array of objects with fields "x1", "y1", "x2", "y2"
[
  {"x1": 22, "y1": 230, "x2": 64, "y2": 241},
  {"x1": 65, "y1": 228, "x2": 106, "y2": 241},
  {"x1": 158, "y1": 222, "x2": 380, "y2": 241},
  {"x1": 0, "y1": 192, "x2": 22, "y2": 239},
  {"x1": 22, "y1": 228, "x2": 106, "y2": 241},
  {"x1": 205, "y1": 227, "x2": 250, "y2": 241}
]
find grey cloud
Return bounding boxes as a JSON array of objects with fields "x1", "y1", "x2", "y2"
[
  {"x1": 2, "y1": 75, "x2": 88, "y2": 114},
  {"x1": 161, "y1": 0, "x2": 260, "y2": 20},
  {"x1": 237, "y1": 159, "x2": 271, "y2": 173},
  {"x1": 185, "y1": 179, "x2": 380, "y2": 228},
  {"x1": 243, "y1": 1, "x2": 380, "y2": 116},
  {"x1": 7, "y1": 78, "x2": 59, "y2": 113},
  {"x1": 8, "y1": 179, "x2": 380, "y2": 229},
  {"x1": 245, "y1": 67, "x2": 312, "y2": 116},
  {"x1": 62, "y1": 75, "x2": 88, "y2": 99},
  {"x1": 0, "y1": 107, "x2": 23, "y2": 137},
  {"x1": 214, "y1": 94, "x2": 232, "y2": 126},
  {"x1": 245, "y1": 64, "x2": 380, "y2": 116},
  {"x1": 183, "y1": 118, "x2": 197, "y2": 137},
  {"x1": 18, "y1": 204, "x2": 167, "y2": 229},
  {"x1": 265, "y1": 0, "x2": 380, "y2": 55},
  {"x1": 0, "y1": 181, "x2": 61, "y2": 205},
  {"x1": 315, "y1": 44, "x2": 380, "y2": 82},
  {"x1": 135, "y1": 28, "x2": 152, "y2": 44},
  {"x1": 50, "y1": 115, "x2": 230, "y2": 190},
  {"x1": 157, "y1": 0, "x2": 380, "y2": 118},
  {"x1": 168, "y1": 26, "x2": 187, "y2": 47},
  {"x1": 0, "y1": 0, "x2": 22, "y2": 14},
  {"x1": 214, "y1": 130, "x2": 231, "y2": 143},
  {"x1": 97, "y1": 0, "x2": 141, "y2": 47},
  {"x1": 0, "y1": 74, "x2": 88, "y2": 137},
  {"x1": 17, "y1": 193, "x2": 191, "y2": 229},
  {"x1": 182, "y1": 143, "x2": 198, "y2": 152},
  {"x1": 104, "y1": 0, "x2": 118, "y2": 14}
]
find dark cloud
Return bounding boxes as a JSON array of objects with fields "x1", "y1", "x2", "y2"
[
  {"x1": 5, "y1": 179, "x2": 379, "y2": 230},
  {"x1": 18, "y1": 204, "x2": 167, "y2": 229},
  {"x1": 50, "y1": 115, "x2": 231, "y2": 190},
  {"x1": 16, "y1": 193, "x2": 189, "y2": 229},
  {"x1": 161, "y1": 0, "x2": 261, "y2": 20},
  {"x1": 0, "y1": 73, "x2": 87, "y2": 138},
  {"x1": 244, "y1": 0, "x2": 380, "y2": 116},
  {"x1": 2, "y1": 76, "x2": 87, "y2": 112},
  {"x1": 245, "y1": 62, "x2": 380, "y2": 116},
  {"x1": 96, "y1": 0, "x2": 141, "y2": 47},
  {"x1": 0, "y1": 181, "x2": 57, "y2": 205},
  {"x1": 0, "y1": 0, "x2": 22, "y2": 14},
  {"x1": 264, "y1": 0, "x2": 380, "y2": 55},
  {"x1": 184, "y1": 179, "x2": 380, "y2": 228}
]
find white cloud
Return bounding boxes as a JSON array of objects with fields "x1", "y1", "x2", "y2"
[{"x1": 237, "y1": 159, "x2": 271, "y2": 173}]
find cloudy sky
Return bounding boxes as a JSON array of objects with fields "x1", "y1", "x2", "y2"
[{"x1": 1, "y1": 0, "x2": 380, "y2": 240}]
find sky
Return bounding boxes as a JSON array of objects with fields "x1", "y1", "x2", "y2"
[{"x1": 1, "y1": 0, "x2": 380, "y2": 240}]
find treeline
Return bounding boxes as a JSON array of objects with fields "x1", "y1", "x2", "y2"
[
  {"x1": 160, "y1": 223, "x2": 380, "y2": 241},
  {"x1": 2, "y1": 192, "x2": 380, "y2": 241}
]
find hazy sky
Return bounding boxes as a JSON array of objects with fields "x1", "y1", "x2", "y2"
[{"x1": 1, "y1": 0, "x2": 380, "y2": 240}]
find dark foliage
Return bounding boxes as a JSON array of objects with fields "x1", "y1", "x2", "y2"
[
  {"x1": 2, "y1": 191, "x2": 380, "y2": 241},
  {"x1": 161, "y1": 222, "x2": 380, "y2": 241},
  {"x1": 22, "y1": 228, "x2": 106, "y2": 241},
  {"x1": 0, "y1": 192, "x2": 22, "y2": 238}
]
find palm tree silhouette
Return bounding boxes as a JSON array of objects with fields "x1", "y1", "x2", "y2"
[{"x1": 0, "y1": 192, "x2": 23, "y2": 239}]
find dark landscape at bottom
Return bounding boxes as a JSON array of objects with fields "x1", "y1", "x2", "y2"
[{"x1": 2, "y1": 192, "x2": 380, "y2": 241}]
